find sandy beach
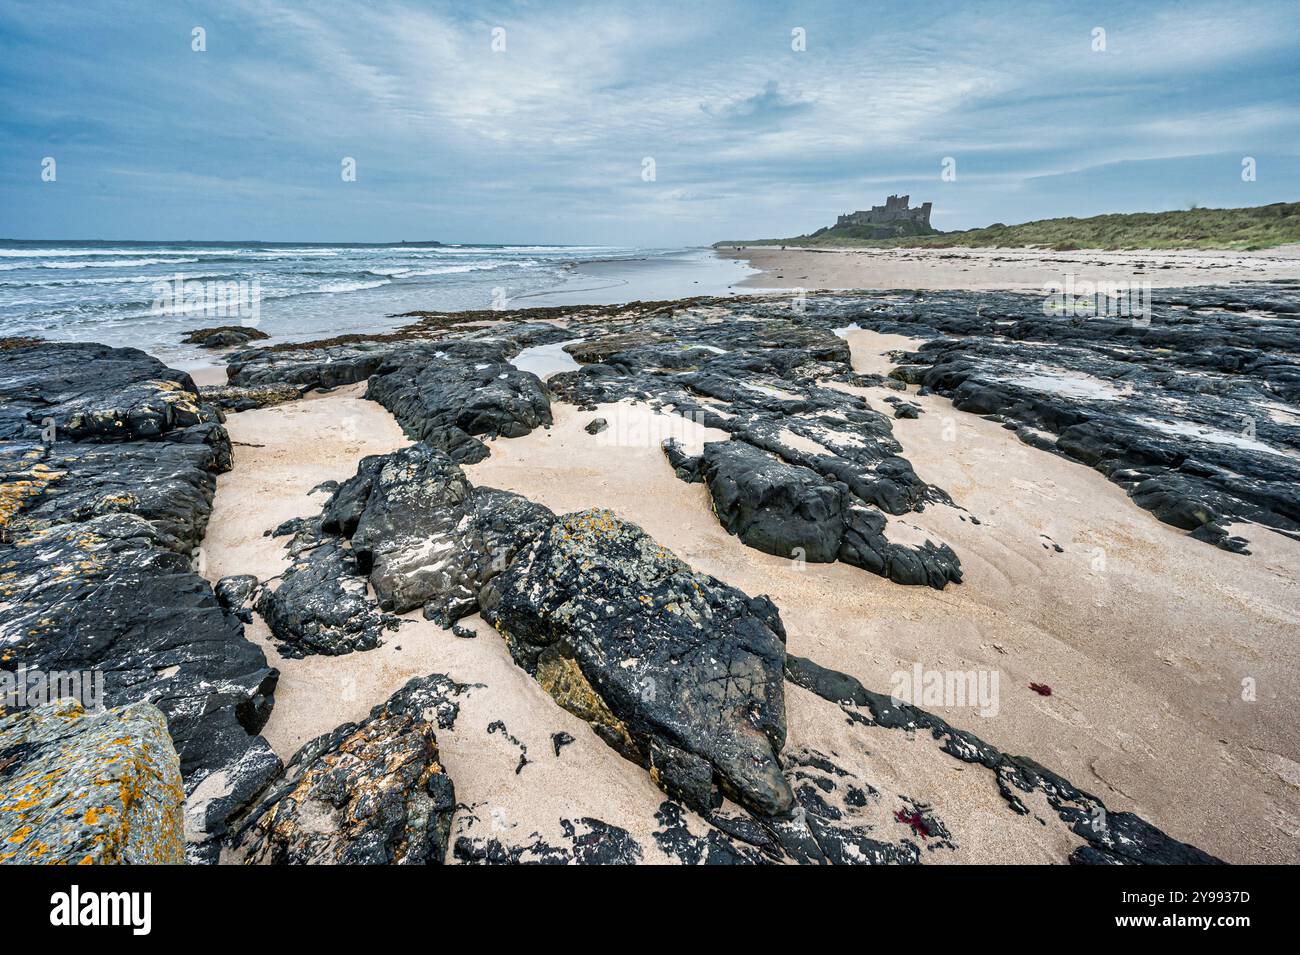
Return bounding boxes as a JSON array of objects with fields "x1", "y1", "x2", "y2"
[
  {"x1": 11, "y1": 0, "x2": 1300, "y2": 914},
  {"x1": 196, "y1": 320, "x2": 1300, "y2": 864},
  {"x1": 723, "y1": 244, "x2": 1300, "y2": 291}
]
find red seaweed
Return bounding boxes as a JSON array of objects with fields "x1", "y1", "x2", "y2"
[
  {"x1": 894, "y1": 808, "x2": 931, "y2": 839},
  {"x1": 1029, "y1": 682, "x2": 1052, "y2": 696}
]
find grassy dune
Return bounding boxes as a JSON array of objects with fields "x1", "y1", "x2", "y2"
[{"x1": 716, "y1": 201, "x2": 1300, "y2": 251}]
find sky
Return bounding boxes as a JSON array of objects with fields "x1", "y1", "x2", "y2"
[{"x1": 1, "y1": 0, "x2": 1297, "y2": 245}]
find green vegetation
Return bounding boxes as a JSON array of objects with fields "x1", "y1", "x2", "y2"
[{"x1": 715, "y1": 201, "x2": 1300, "y2": 251}]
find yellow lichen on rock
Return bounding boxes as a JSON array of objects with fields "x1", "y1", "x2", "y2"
[
  {"x1": 0, "y1": 699, "x2": 185, "y2": 865},
  {"x1": 0, "y1": 462, "x2": 65, "y2": 534},
  {"x1": 534, "y1": 646, "x2": 640, "y2": 759}
]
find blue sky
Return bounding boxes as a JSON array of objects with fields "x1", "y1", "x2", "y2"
[{"x1": 1, "y1": 0, "x2": 1297, "y2": 245}]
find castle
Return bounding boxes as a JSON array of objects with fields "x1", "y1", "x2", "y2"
[{"x1": 835, "y1": 195, "x2": 932, "y2": 236}]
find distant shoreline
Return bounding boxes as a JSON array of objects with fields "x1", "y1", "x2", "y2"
[{"x1": 717, "y1": 243, "x2": 1300, "y2": 292}]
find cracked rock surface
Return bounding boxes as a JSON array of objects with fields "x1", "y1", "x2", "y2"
[{"x1": 0, "y1": 698, "x2": 185, "y2": 864}]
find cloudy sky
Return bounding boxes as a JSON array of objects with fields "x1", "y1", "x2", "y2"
[{"x1": 1, "y1": 0, "x2": 1297, "y2": 245}]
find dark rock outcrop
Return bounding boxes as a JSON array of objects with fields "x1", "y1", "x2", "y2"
[
  {"x1": 350, "y1": 443, "x2": 485, "y2": 615},
  {"x1": 0, "y1": 342, "x2": 210, "y2": 442},
  {"x1": 262, "y1": 444, "x2": 556, "y2": 652},
  {"x1": 366, "y1": 340, "x2": 553, "y2": 463},
  {"x1": 841, "y1": 284, "x2": 1300, "y2": 549},
  {"x1": 0, "y1": 342, "x2": 280, "y2": 864},
  {"x1": 698, "y1": 440, "x2": 845, "y2": 562},
  {"x1": 480, "y1": 508, "x2": 793, "y2": 817},
  {"x1": 453, "y1": 815, "x2": 645, "y2": 865},
  {"x1": 234, "y1": 675, "x2": 463, "y2": 865},
  {"x1": 0, "y1": 698, "x2": 185, "y2": 865},
  {"x1": 675, "y1": 440, "x2": 961, "y2": 588},
  {"x1": 783, "y1": 653, "x2": 1224, "y2": 865},
  {"x1": 226, "y1": 341, "x2": 399, "y2": 390},
  {"x1": 255, "y1": 539, "x2": 400, "y2": 657},
  {"x1": 182, "y1": 325, "x2": 270, "y2": 349},
  {"x1": 200, "y1": 382, "x2": 301, "y2": 413},
  {"x1": 546, "y1": 314, "x2": 963, "y2": 588}
]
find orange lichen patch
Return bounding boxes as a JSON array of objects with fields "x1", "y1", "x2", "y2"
[
  {"x1": 145, "y1": 379, "x2": 201, "y2": 417},
  {"x1": 0, "y1": 463, "x2": 65, "y2": 533},
  {"x1": 0, "y1": 699, "x2": 185, "y2": 865},
  {"x1": 93, "y1": 493, "x2": 140, "y2": 513},
  {"x1": 533, "y1": 645, "x2": 640, "y2": 759}
]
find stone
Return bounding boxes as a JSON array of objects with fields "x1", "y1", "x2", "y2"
[
  {"x1": 199, "y1": 382, "x2": 300, "y2": 412},
  {"x1": 783, "y1": 653, "x2": 1224, "y2": 865},
  {"x1": 349, "y1": 443, "x2": 486, "y2": 617},
  {"x1": 861, "y1": 285, "x2": 1300, "y2": 549},
  {"x1": 215, "y1": 574, "x2": 258, "y2": 611},
  {"x1": 0, "y1": 699, "x2": 185, "y2": 865},
  {"x1": 0, "y1": 342, "x2": 212, "y2": 443},
  {"x1": 682, "y1": 440, "x2": 961, "y2": 589},
  {"x1": 480, "y1": 508, "x2": 793, "y2": 817},
  {"x1": 226, "y1": 340, "x2": 399, "y2": 390},
  {"x1": 698, "y1": 440, "x2": 845, "y2": 562},
  {"x1": 233, "y1": 675, "x2": 462, "y2": 864},
  {"x1": 182, "y1": 326, "x2": 270, "y2": 349},
  {"x1": 547, "y1": 313, "x2": 962, "y2": 588},
  {"x1": 0, "y1": 342, "x2": 280, "y2": 863},
  {"x1": 256, "y1": 538, "x2": 400, "y2": 657},
  {"x1": 366, "y1": 340, "x2": 552, "y2": 463},
  {"x1": 322, "y1": 444, "x2": 555, "y2": 626}
]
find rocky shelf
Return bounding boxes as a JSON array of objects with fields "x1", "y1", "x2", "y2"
[{"x1": 7, "y1": 280, "x2": 1295, "y2": 864}]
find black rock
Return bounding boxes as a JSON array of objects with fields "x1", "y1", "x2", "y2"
[
  {"x1": 857, "y1": 285, "x2": 1300, "y2": 549},
  {"x1": 0, "y1": 342, "x2": 280, "y2": 863},
  {"x1": 199, "y1": 382, "x2": 300, "y2": 412},
  {"x1": 584, "y1": 417, "x2": 608, "y2": 435},
  {"x1": 0, "y1": 342, "x2": 210, "y2": 442},
  {"x1": 452, "y1": 815, "x2": 643, "y2": 865},
  {"x1": 215, "y1": 574, "x2": 259, "y2": 619},
  {"x1": 318, "y1": 444, "x2": 555, "y2": 627},
  {"x1": 255, "y1": 537, "x2": 401, "y2": 657},
  {"x1": 480, "y1": 508, "x2": 793, "y2": 817},
  {"x1": 227, "y1": 341, "x2": 399, "y2": 390},
  {"x1": 690, "y1": 440, "x2": 961, "y2": 589},
  {"x1": 698, "y1": 440, "x2": 846, "y2": 562},
  {"x1": 233, "y1": 675, "x2": 463, "y2": 864},
  {"x1": 182, "y1": 326, "x2": 270, "y2": 349},
  {"x1": 350, "y1": 444, "x2": 484, "y2": 616},
  {"x1": 366, "y1": 340, "x2": 552, "y2": 462}
]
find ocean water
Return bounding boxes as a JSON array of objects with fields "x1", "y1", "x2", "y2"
[{"x1": 0, "y1": 241, "x2": 754, "y2": 370}]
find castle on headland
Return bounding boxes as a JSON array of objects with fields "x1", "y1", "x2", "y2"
[{"x1": 834, "y1": 195, "x2": 933, "y2": 237}]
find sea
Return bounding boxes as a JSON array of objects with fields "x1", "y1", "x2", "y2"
[{"x1": 0, "y1": 241, "x2": 756, "y2": 372}]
